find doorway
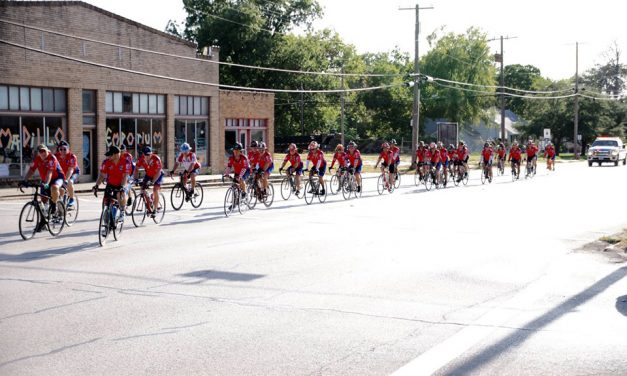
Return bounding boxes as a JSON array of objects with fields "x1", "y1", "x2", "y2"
[{"x1": 82, "y1": 130, "x2": 95, "y2": 180}]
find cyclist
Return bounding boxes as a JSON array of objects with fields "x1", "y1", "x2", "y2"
[
  {"x1": 330, "y1": 144, "x2": 348, "y2": 172},
  {"x1": 305, "y1": 141, "x2": 327, "y2": 195},
  {"x1": 544, "y1": 141, "x2": 556, "y2": 170},
  {"x1": 278, "y1": 143, "x2": 303, "y2": 196},
  {"x1": 119, "y1": 144, "x2": 135, "y2": 206},
  {"x1": 170, "y1": 142, "x2": 201, "y2": 194},
  {"x1": 438, "y1": 142, "x2": 449, "y2": 184},
  {"x1": 133, "y1": 146, "x2": 164, "y2": 218},
  {"x1": 346, "y1": 141, "x2": 363, "y2": 193},
  {"x1": 508, "y1": 141, "x2": 522, "y2": 178},
  {"x1": 93, "y1": 145, "x2": 131, "y2": 216},
  {"x1": 390, "y1": 139, "x2": 401, "y2": 174},
  {"x1": 496, "y1": 142, "x2": 507, "y2": 172},
  {"x1": 374, "y1": 142, "x2": 395, "y2": 190},
  {"x1": 456, "y1": 141, "x2": 469, "y2": 182},
  {"x1": 224, "y1": 142, "x2": 250, "y2": 197},
  {"x1": 55, "y1": 140, "x2": 79, "y2": 207},
  {"x1": 428, "y1": 142, "x2": 441, "y2": 184},
  {"x1": 480, "y1": 142, "x2": 494, "y2": 180},
  {"x1": 257, "y1": 142, "x2": 274, "y2": 194},
  {"x1": 415, "y1": 141, "x2": 428, "y2": 180},
  {"x1": 248, "y1": 141, "x2": 260, "y2": 173},
  {"x1": 448, "y1": 144, "x2": 457, "y2": 176},
  {"x1": 526, "y1": 140, "x2": 539, "y2": 172},
  {"x1": 22, "y1": 144, "x2": 65, "y2": 215}
]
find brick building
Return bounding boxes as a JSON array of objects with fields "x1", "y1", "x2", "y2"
[{"x1": 0, "y1": 1, "x2": 273, "y2": 181}]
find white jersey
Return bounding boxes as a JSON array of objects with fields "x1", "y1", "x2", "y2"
[{"x1": 177, "y1": 152, "x2": 199, "y2": 171}]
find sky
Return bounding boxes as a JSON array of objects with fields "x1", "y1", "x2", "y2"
[{"x1": 82, "y1": 0, "x2": 627, "y2": 81}]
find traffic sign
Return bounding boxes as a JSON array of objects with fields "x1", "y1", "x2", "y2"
[{"x1": 544, "y1": 128, "x2": 551, "y2": 139}]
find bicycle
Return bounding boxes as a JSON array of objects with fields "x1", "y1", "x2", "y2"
[
  {"x1": 18, "y1": 182, "x2": 66, "y2": 240},
  {"x1": 511, "y1": 161, "x2": 520, "y2": 181},
  {"x1": 125, "y1": 178, "x2": 137, "y2": 216},
  {"x1": 393, "y1": 166, "x2": 401, "y2": 189},
  {"x1": 247, "y1": 170, "x2": 274, "y2": 209},
  {"x1": 454, "y1": 162, "x2": 469, "y2": 186},
  {"x1": 480, "y1": 162, "x2": 493, "y2": 184},
  {"x1": 131, "y1": 181, "x2": 166, "y2": 227},
  {"x1": 223, "y1": 175, "x2": 249, "y2": 216},
  {"x1": 376, "y1": 167, "x2": 395, "y2": 195},
  {"x1": 341, "y1": 168, "x2": 361, "y2": 200},
  {"x1": 496, "y1": 158, "x2": 505, "y2": 176},
  {"x1": 60, "y1": 183, "x2": 79, "y2": 227},
  {"x1": 303, "y1": 170, "x2": 327, "y2": 205},
  {"x1": 280, "y1": 168, "x2": 303, "y2": 200},
  {"x1": 170, "y1": 171, "x2": 204, "y2": 210},
  {"x1": 525, "y1": 158, "x2": 536, "y2": 179},
  {"x1": 94, "y1": 186, "x2": 125, "y2": 246},
  {"x1": 329, "y1": 167, "x2": 348, "y2": 195}
]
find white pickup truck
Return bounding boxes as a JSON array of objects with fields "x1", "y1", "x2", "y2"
[{"x1": 587, "y1": 137, "x2": 627, "y2": 167}]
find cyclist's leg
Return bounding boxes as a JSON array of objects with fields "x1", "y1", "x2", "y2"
[
  {"x1": 318, "y1": 163, "x2": 326, "y2": 192},
  {"x1": 50, "y1": 178, "x2": 64, "y2": 210},
  {"x1": 355, "y1": 163, "x2": 362, "y2": 188},
  {"x1": 152, "y1": 172, "x2": 164, "y2": 211}
]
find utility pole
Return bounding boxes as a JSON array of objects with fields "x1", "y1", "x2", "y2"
[
  {"x1": 400, "y1": 4, "x2": 433, "y2": 167},
  {"x1": 300, "y1": 83, "x2": 304, "y2": 135},
  {"x1": 489, "y1": 35, "x2": 517, "y2": 143},
  {"x1": 574, "y1": 41, "x2": 580, "y2": 159},
  {"x1": 340, "y1": 67, "x2": 345, "y2": 145}
]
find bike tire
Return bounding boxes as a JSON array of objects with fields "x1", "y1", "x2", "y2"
[
  {"x1": 112, "y1": 206, "x2": 123, "y2": 241},
  {"x1": 170, "y1": 184, "x2": 185, "y2": 211},
  {"x1": 481, "y1": 169, "x2": 487, "y2": 184},
  {"x1": 98, "y1": 206, "x2": 110, "y2": 246},
  {"x1": 280, "y1": 177, "x2": 292, "y2": 200},
  {"x1": 247, "y1": 185, "x2": 258, "y2": 209},
  {"x1": 318, "y1": 181, "x2": 327, "y2": 203},
  {"x1": 414, "y1": 171, "x2": 421, "y2": 187},
  {"x1": 64, "y1": 196, "x2": 79, "y2": 227},
  {"x1": 18, "y1": 202, "x2": 39, "y2": 240},
  {"x1": 342, "y1": 176, "x2": 352, "y2": 200},
  {"x1": 424, "y1": 173, "x2": 433, "y2": 191},
  {"x1": 224, "y1": 188, "x2": 235, "y2": 217},
  {"x1": 238, "y1": 190, "x2": 249, "y2": 215},
  {"x1": 394, "y1": 172, "x2": 401, "y2": 189},
  {"x1": 329, "y1": 174, "x2": 340, "y2": 195},
  {"x1": 190, "y1": 183, "x2": 204, "y2": 208},
  {"x1": 47, "y1": 204, "x2": 66, "y2": 237},
  {"x1": 152, "y1": 193, "x2": 166, "y2": 224},
  {"x1": 304, "y1": 181, "x2": 314, "y2": 205},
  {"x1": 125, "y1": 188, "x2": 136, "y2": 216},
  {"x1": 462, "y1": 171, "x2": 469, "y2": 186},
  {"x1": 377, "y1": 175, "x2": 385, "y2": 195},
  {"x1": 131, "y1": 195, "x2": 146, "y2": 227},
  {"x1": 263, "y1": 184, "x2": 275, "y2": 207}
]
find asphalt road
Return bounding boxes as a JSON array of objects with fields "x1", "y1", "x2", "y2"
[{"x1": 1, "y1": 162, "x2": 626, "y2": 376}]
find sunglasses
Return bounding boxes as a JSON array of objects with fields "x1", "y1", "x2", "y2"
[
  {"x1": 38, "y1": 149, "x2": 47, "y2": 154},
  {"x1": 58, "y1": 148, "x2": 67, "y2": 152}
]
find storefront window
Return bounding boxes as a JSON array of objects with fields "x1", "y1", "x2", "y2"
[
  {"x1": 121, "y1": 118, "x2": 136, "y2": 158},
  {"x1": 21, "y1": 117, "x2": 44, "y2": 171},
  {"x1": 0, "y1": 116, "x2": 20, "y2": 177},
  {"x1": 0, "y1": 86, "x2": 8, "y2": 110},
  {"x1": 196, "y1": 121, "x2": 207, "y2": 165},
  {"x1": 20, "y1": 87, "x2": 30, "y2": 111},
  {"x1": 152, "y1": 119, "x2": 164, "y2": 157},
  {"x1": 31, "y1": 88, "x2": 42, "y2": 111},
  {"x1": 106, "y1": 118, "x2": 121, "y2": 148},
  {"x1": 175, "y1": 119, "x2": 186, "y2": 156},
  {"x1": 45, "y1": 117, "x2": 65, "y2": 149}
]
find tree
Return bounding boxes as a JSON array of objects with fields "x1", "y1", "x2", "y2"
[
  {"x1": 420, "y1": 27, "x2": 497, "y2": 128},
  {"x1": 164, "y1": 20, "x2": 182, "y2": 37},
  {"x1": 582, "y1": 42, "x2": 627, "y2": 97},
  {"x1": 501, "y1": 64, "x2": 542, "y2": 117}
]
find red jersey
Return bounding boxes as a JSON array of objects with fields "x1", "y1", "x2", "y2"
[
  {"x1": 449, "y1": 149, "x2": 458, "y2": 161},
  {"x1": 390, "y1": 145, "x2": 400, "y2": 161},
  {"x1": 497, "y1": 148, "x2": 506, "y2": 158},
  {"x1": 247, "y1": 150, "x2": 259, "y2": 168},
  {"x1": 347, "y1": 150, "x2": 362, "y2": 167},
  {"x1": 307, "y1": 150, "x2": 326, "y2": 169},
  {"x1": 526, "y1": 145, "x2": 538, "y2": 157},
  {"x1": 440, "y1": 149, "x2": 449, "y2": 162},
  {"x1": 457, "y1": 146, "x2": 468, "y2": 161},
  {"x1": 29, "y1": 153, "x2": 64, "y2": 181},
  {"x1": 258, "y1": 151, "x2": 273, "y2": 169},
  {"x1": 283, "y1": 152, "x2": 302, "y2": 168},
  {"x1": 177, "y1": 152, "x2": 201, "y2": 171},
  {"x1": 481, "y1": 147, "x2": 494, "y2": 161},
  {"x1": 136, "y1": 154, "x2": 162, "y2": 178},
  {"x1": 330, "y1": 152, "x2": 347, "y2": 169},
  {"x1": 430, "y1": 149, "x2": 440, "y2": 163},
  {"x1": 416, "y1": 148, "x2": 427, "y2": 162},
  {"x1": 379, "y1": 150, "x2": 393, "y2": 164},
  {"x1": 121, "y1": 151, "x2": 134, "y2": 166},
  {"x1": 509, "y1": 147, "x2": 522, "y2": 160},
  {"x1": 55, "y1": 152, "x2": 78, "y2": 176},
  {"x1": 545, "y1": 145, "x2": 556, "y2": 157},
  {"x1": 100, "y1": 158, "x2": 131, "y2": 186},
  {"x1": 228, "y1": 155, "x2": 250, "y2": 176}
]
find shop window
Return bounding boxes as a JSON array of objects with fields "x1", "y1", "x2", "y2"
[
  {"x1": 180, "y1": 96, "x2": 188, "y2": 116},
  {"x1": 132, "y1": 93, "x2": 140, "y2": 113},
  {"x1": 105, "y1": 92, "x2": 113, "y2": 113},
  {"x1": 148, "y1": 95, "x2": 157, "y2": 114},
  {"x1": 174, "y1": 96, "x2": 180, "y2": 115},
  {"x1": 0, "y1": 116, "x2": 20, "y2": 177},
  {"x1": 122, "y1": 93, "x2": 133, "y2": 113},
  {"x1": 201, "y1": 97, "x2": 208, "y2": 115},
  {"x1": 152, "y1": 119, "x2": 164, "y2": 157},
  {"x1": 20, "y1": 87, "x2": 30, "y2": 111},
  {"x1": 54, "y1": 89, "x2": 66, "y2": 112},
  {"x1": 0, "y1": 86, "x2": 8, "y2": 110},
  {"x1": 45, "y1": 117, "x2": 65, "y2": 148},
  {"x1": 9, "y1": 87, "x2": 19, "y2": 110},
  {"x1": 31, "y1": 88, "x2": 42, "y2": 111},
  {"x1": 157, "y1": 95, "x2": 165, "y2": 114},
  {"x1": 113, "y1": 92, "x2": 122, "y2": 113},
  {"x1": 139, "y1": 94, "x2": 148, "y2": 114},
  {"x1": 106, "y1": 118, "x2": 121, "y2": 147}
]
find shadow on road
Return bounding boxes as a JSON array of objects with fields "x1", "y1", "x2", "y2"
[
  {"x1": 0, "y1": 241, "x2": 99, "y2": 262},
  {"x1": 616, "y1": 295, "x2": 627, "y2": 317},
  {"x1": 179, "y1": 269, "x2": 265, "y2": 283},
  {"x1": 441, "y1": 266, "x2": 627, "y2": 375}
]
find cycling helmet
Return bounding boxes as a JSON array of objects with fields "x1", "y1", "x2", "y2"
[
  {"x1": 233, "y1": 142, "x2": 243, "y2": 151},
  {"x1": 348, "y1": 141, "x2": 357, "y2": 148},
  {"x1": 429, "y1": 142, "x2": 436, "y2": 149},
  {"x1": 513, "y1": 141, "x2": 519, "y2": 146},
  {"x1": 449, "y1": 144, "x2": 455, "y2": 150},
  {"x1": 142, "y1": 146, "x2": 152, "y2": 154},
  {"x1": 289, "y1": 143, "x2": 297, "y2": 151},
  {"x1": 335, "y1": 144, "x2": 344, "y2": 152},
  {"x1": 259, "y1": 141, "x2": 267, "y2": 149},
  {"x1": 180, "y1": 143, "x2": 191, "y2": 153},
  {"x1": 527, "y1": 140, "x2": 532, "y2": 145},
  {"x1": 308, "y1": 141, "x2": 318, "y2": 150},
  {"x1": 437, "y1": 141, "x2": 443, "y2": 147},
  {"x1": 250, "y1": 140, "x2": 258, "y2": 148},
  {"x1": 484, "y1": 142, "x2": 489, "y2": 148},
  {"x1": 58, "y1": 140, "x2": 69, "y2": 148},
  {"x1": 390, "y1": 139, "x2": 397, "y2": 145},
  {"x1": 459, "y1": 140, "x2": 465, "y2": 145},
  {"x1": 382, "y1": 142, "x2": 390, "y2": 149}
]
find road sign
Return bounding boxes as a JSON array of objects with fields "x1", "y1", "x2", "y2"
[
  {"x1": 578, "y1": 134, "x2": 582, "y2": 141},
  {"x1": 544, "y1": 128, "x2": 551, "y2": 139}
]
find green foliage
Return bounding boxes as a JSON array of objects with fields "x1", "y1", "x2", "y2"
[
  {"x1": 501, "y1": 64, "x2": 542, "y2": 118},
  {"x1": 582, "y1": 42, "x2": 627, "y2": 96}
]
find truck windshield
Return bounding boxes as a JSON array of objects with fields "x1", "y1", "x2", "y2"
[{"x1": 592, "y1": 140, "x2": 619, "y2": 147}]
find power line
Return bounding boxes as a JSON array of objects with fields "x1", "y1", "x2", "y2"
[
  {"x1": 0, "y1": 38, "x2": 405, "y2": 94},
  {"x1": 433, "y1": 81, "x2": 578, "y2": 100},
  {"x1": 431, "y1": 77, "x2": 572, "y2": 94},
  {"x1": 0, "y1": 18, "x2": 401, "y2": 78}
]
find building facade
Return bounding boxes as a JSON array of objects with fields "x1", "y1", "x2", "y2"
[{"x1": 0, "y1": 1, "x2": 274, "y2": 182}]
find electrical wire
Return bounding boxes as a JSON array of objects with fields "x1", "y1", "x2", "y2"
[
  {"x1": 433, "y1": 81, "x2": 578, "y2": 100},
  {"x1": 0, "y1": 39, "x2": 406, "y2": 94},
  {"x1": 0, "y1": 18, "x2": 401, "y2": 78},
  {"x1": 432, "y1": 77, "x2": 572, "y2": 94}
]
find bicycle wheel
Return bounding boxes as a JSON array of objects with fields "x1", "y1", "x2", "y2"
[
  {"x1": 481, "y1": 169, "x2": 487, "y2": 184},
  {"x1": 329, "y1": 174, "x2": 340, "y2": 195},
  {"x1": 19, "y1": 202, "x2": 40, "y2": 240},
  {"x1": 318, "y1": 181, "x2": 327, "y2": 203},
  {"x1": 414, "y1": 171, "x2": 421, "y2": 187},
  {"x1": 377, "y1": 175, "x2": 385, "y2": 195},
  {"x1": 152, "y1": 193, "x2": 166, "y2": 224},
  {"x1": 394, "y1": 172, "x2": 401, "y2": 189},
  {"x1": 462, "y1": 170, "x2": 469, "y2": 185},
  {"x1": 170, "y1": 183, "x2": 185, "y2": 211},
  {"x1": 453, "y1": 168, "x2": 460, "y2": 187},
  {"x1": 280, "y1": 177, "x2": 292, "y2": 200},
  {"x1": 113, "y1": 206, "x2": 124, "y2": 241},
  {"x1": 342, "y1": 176, "x2": 352, "y2": 200},
  {"x1": 424, "y1": 173, "x2": 433, "y2": 191},
  {"x1": 190, "y1": 183, "x2": 204, "y2": 208},
  {"x1": 263, "y1": 184, "x2": 275, "y2": 207},
  {"x1": 224, "y1": 187, "x2": 235, "y2": 217},
  {"x1": 98, "y1": 207, "x2": 110, "y2": 246},
  {"x1": 304, "y1": 181, "x2": 314, "y2": 205},
  {"x1": 238, "y1": 190, "x2": 249, "y2": 215},
  {"x1": 125, "y1": 188, "x2": 136, "y2": 216},
  {"x1": 131, "y1": 195, "x2": 147, "y2": 227},
  {"x1": 64, "y1": 196, "x2": 79, "y2": 227},
  {"x1": 247, "y1": 185, "x2": 258, "y2": 209},
  {"x1": 47, "y1": 204, "x2": 66, "y2": 237}
]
